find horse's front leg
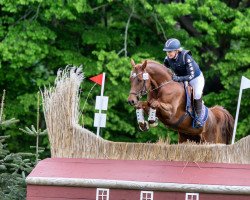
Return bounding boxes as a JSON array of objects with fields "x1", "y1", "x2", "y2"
[
  {"x1": 148, "y1": 98, "x2": 174, "y2": 126},
  {"x1": 135, "y1": 101, "x2": 149, "y2": 131},
  {"x1": 147, "y1": 99, "x2": 160, "y2": 127}
]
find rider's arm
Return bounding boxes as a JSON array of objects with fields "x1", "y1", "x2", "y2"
[
  {"x1": 173, "y1": 54, "x2": 196, "y2": 82},
  {"x1": 163, "y1": 57, "x2": 170, "y2": 68}
]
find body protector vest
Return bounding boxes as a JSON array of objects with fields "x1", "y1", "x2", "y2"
[{"x1": 164, "y1": 50, "x2": 201, "y2": 82}]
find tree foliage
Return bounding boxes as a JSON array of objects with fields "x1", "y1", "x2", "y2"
[
  {"x1": 0, "y1": 135, "x2": 34, "y2": 199},
  {"x1": 0, "y1": 0, "x2": 249, "y2": 153},
  {"x1": 0, "y1": 97, "x2": 34, "y2": 199}
]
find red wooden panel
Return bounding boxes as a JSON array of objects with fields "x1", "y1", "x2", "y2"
[
  {"x1": 109, "y1": 189, "x2": 139, "y2": 200},
  {"x1": 200, "y1": 193, "x2": 250, "y2": 200},
  {"x1": 27, "y1": 198, "x2": 93, "y2": 200},
  {"x1": 154, "y1": 191, "x2": 185, "y2": 200},
  {"x1": 27, "y1": 185, "x2": 250, "y2": 200},
  {"x1": 27, "y1": 158, "x2": 250, "y2": 187},
  {"x1": 154, "y1": 192, "x2": 250, "y2": 200},
  {"x1": 109, "y1": 189, "x2": 185, "y2": 200},
  {"x1": 27, "y1": 158, "x2": 250, "y2": 199},
  {"x1": 27, "y1": 185, "x2": 95, "y2": 199}
]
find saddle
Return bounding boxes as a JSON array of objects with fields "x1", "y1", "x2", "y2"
[{"x1": 184, "y1": 82, "x2": 209, "y2": 128}]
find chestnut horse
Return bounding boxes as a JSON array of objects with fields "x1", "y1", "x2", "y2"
[{"x1": 127, "y1": 59, "x2": 234, "y2": 144}]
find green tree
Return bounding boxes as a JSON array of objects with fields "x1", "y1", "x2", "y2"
[{"x1": 0, "y1": 91, "x2": 35, "y2": 199}]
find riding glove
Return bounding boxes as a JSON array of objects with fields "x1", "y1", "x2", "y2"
[{"x1": 172, "y1": 74, "x2": 181, "y2": 82}]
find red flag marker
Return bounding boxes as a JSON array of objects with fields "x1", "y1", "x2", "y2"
[
  {"x1": 89, "y1": 73, "x2": 103, "y2": 86},
  {"x1": 89, "y1": 72, "x2": 107, "y2": 137}
]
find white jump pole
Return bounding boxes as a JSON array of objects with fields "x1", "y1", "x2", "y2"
[
  {"x1": 96, "y1": 73, "x2": 106, "y2": 137},
  {"x1": 231, "y1": 76, "x2": 250, "y2": 144}
]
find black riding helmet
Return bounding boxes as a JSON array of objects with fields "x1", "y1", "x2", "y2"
[{"x1": 163, "y1": 38, "x2": 181, "y2": 52}]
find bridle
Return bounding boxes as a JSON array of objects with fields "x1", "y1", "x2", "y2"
[
  {"x1": 129, "y1": 71, "x2": 148, "y2": 99},
  {"x1": 129, "y1": 71, "x2": 173, "y2": 99}
]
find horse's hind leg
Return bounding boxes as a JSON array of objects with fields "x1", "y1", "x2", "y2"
[
  {"x1": 201, "y1": 126, "x2": 219, "y2": 143},
  {"x1": 178, "y1": 132, "x2": 201, "y2": 143}
]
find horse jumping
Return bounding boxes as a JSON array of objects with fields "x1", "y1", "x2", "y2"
[{"x1": 127, "y1": 59, "x2": 234, "y2": 144}]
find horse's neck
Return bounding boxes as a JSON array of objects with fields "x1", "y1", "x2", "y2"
[{"x1": 147, "y1": 64, "x2": 172, "y2": 86}]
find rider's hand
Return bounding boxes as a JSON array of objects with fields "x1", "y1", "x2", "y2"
[{"x1": 172, "y1": 74, "x2": 180, "y2": 82}]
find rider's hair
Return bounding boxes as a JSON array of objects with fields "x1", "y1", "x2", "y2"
[{"x1": 177, "y1": 47, "x2": 183, "y2": 52}]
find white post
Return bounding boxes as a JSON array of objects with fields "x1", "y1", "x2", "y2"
[
  {"x1": 231, "y1": 88, "x2": 243, "y2": 144},
  {"x1": 231, "y1": 76, "x2": 250, "y2": 144},
  {"x1": 96, "y1": 73, "x2": 106, "y2": 137}
]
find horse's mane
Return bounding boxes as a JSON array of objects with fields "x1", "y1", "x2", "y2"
[{"x1": 143, "y1": 59, "x2": 173, "y2": 75}]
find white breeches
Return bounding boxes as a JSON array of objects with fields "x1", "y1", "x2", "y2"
[{"x1": 189, "y1": 72, "x2": 205, "y2": 99}]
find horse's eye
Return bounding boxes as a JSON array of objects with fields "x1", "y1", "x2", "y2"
[{"x1": 137, "y1": 78, "x2": 142, "y2": 83}]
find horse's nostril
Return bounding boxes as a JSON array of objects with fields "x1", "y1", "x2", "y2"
[{"x1": 128, "y1": 100, "x2": 134, "y2": 106}]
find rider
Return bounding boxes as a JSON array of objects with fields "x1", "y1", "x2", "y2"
[{"x1": 163, "y1": 38, "x2": 205, "y2": 128}]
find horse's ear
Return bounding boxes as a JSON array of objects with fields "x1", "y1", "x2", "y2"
[
  {"x1": 131, "y1": 59, "x2": 136, "y2": 68},
  {"x1": 142, "y1": 60, "x2": 147, "y2": 70}
]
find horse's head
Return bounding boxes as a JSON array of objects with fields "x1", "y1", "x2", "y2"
[{"x1": 127, "y1": 59, "x2": 151, "y2": 106}]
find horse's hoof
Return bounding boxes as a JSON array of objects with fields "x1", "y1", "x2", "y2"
[
  {"x1": 149, "y1": 122, "x2": 158, "y2": 127},
  {"x1": 138, "y1": 121, "x2": 149, "y2": 131},
  {"x1": 149, "y1": 117, "x2": 158, "y2": 127}
]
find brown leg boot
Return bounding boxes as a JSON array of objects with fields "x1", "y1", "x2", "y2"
[{"x1": 194, "y1": 97, "x2": 203, "y2": 128}]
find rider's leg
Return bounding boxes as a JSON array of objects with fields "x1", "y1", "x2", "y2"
[
  {"x1": 194, "y1": 98, "x2": 203, "y2": 125},
  {"x1": 189, "y1": 73, "x2": 205, "y2": 127}
]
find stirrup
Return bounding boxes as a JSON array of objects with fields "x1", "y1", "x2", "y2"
[{"x1": 193, "y1": 118, "x2": 203, "y2": 128}]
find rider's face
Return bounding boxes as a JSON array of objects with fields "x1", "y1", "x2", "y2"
[{"x1": 166, "y1": 50, "x2": 178, "y2": 59}]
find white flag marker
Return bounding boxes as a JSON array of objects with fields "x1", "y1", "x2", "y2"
[{"x1": 232, "y1": 76, "x2": 250, "y2": 144}]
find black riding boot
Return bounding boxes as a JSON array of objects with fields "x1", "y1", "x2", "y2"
[{"x1": 194, "y1": 97, "x2": 203, "y2": 128}]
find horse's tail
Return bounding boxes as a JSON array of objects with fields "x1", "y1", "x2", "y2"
[{"x1": 210, "y1": 106, "x2": 234, "y2": 144}]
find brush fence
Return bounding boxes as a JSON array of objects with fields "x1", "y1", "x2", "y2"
[{"x1": 41, "y1": 66, "x2": 250, "y2": 164}]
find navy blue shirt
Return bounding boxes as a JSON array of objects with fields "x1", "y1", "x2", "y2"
[{"x1": 164, "y1": 50, "x2": 201, "y2": 82}]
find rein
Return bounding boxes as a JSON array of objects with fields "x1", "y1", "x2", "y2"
[
  {"x1": 129, "y1": 80, "x2": 148, "y2": 99},
  {"x1": 151, "y1": 80, "x2": 173, "y2": 92},
  {"x1": 129, "y1": 71, "x2": 173, "y2": 99}
]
